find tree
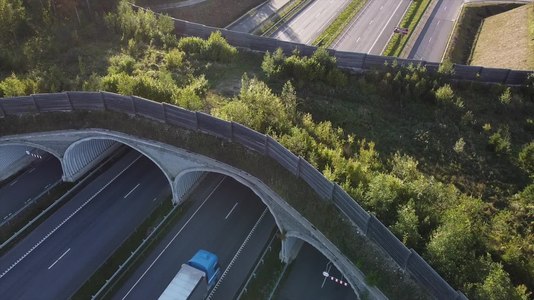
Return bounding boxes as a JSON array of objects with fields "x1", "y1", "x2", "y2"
[
  {"x1": 518, "y1": 142, "x2": 534, "y2": 175},
  {"x1": 426, "y1": 196, "x2": 487, "y2": 288},
  {"x1": 280, "y1": 81, "x2": 297, "y2": 124},
  {"x1": 391, "y1": 200, "x2": 422, "y2": 248},
  {"x1": 477, "y1": 262, "x2": 530, "y2": 300},
  {"x1": 0, "y1": 0, "x2": 26, "y2": 42}
]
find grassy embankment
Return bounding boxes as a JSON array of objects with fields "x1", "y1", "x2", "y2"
[
  {"x1": 442, "y1": 3, "x2": 523, "y2": 65},
  {"x1": 162, "y1": 0, "x2": 265, "y2": 27},
  {"x1": 470, "y1": 4, "x2": 533, "y2": 70},
  {"x1": 382, "y1": 0, "x2": 432, "y2": 57},
  {"x1": 312, "y1": 0, "x2": 368, "y2": 47}
]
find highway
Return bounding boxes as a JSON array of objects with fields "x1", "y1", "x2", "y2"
[
  {"x1": 407, "y1": 0, "x2": 464, "y2": 62},
  {"x1": 275, "y1": 243, "x2": 357, "y2": 300},
  {"x1": 0, "y1": 154, "x2": 62, "y2": 223},
  {"x1": 0, "y1": 150, "x2": 171, "y2": 299},
  {"x1": 271, "y1": 0, "x2": 352, "y2": 44},
  {"x1": 333, "y1": 0, "x2": 412, "y2": 55},
  {"x1": 114, "y1": 175, "x2": 276, "y2": 300}
]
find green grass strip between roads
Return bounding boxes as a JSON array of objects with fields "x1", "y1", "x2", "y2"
[
  {"x1": 258, "y1": 0, "x2": 309, "y2": 36},
  {"x1": 312, "y1": 0, "x2": 368, "y2": 47},
  {"x1": 383, "y1": 0, "x2": 432, "y2": 57}
]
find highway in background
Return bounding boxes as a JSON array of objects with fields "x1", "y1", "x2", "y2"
[
  {"x1": 114, "y1": 175, "x2": 275, "y2": 300},
  {"x1": 0, "y1": 154, "x2": 62, "y2": 223},
  {"x1": 333, "y1": 0, "x2": 411, "y2": 55},
  {"x1": 271, "y1": 0, "x2": 352, "y2": 44},
  {"x1": 0, "y1": 150, "x2": 171, "y2": 299},
  {"x1": 407, "y1": 0, "x2": 464, "y2": 62}
]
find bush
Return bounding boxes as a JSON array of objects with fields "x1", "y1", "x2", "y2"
[
  {"x1": 203, "y1": 31, "x2": 237, "y2": 63},
  {"x1": 0, "y1": 73, "x2": 36, "y2": 97},
  {"x1": 165, "y1": 48, "x2": 185, "y2": 70},
  {"x1": 261, "y1": 48, "x2": 286, "y2": 79},
  {"x1": 177, "y1": 32, "x2": 237, "y2": 63},
  {"x1": 261, "y1": 47, "x2": 347, "y2": 87},
  {"x1": 499, "y1": 87, "x2": 512, "y2": 105},
  {"x1": 177, "y1": 36, "x2": 204, "y2": 54},
  {"x1": 435, "y1": 84, "x2": 455, "y2": 103},
  {"x1": 518, "y1": 142, "x2": 534, "y2": 175},
  {"x1": 488, "y1": 127, "x2": 511, "y2": 154}
]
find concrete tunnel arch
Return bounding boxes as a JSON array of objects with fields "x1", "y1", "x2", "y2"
[
  {"x1": 0, "y1": 142, "x2": 62, "y2": 181},
  {"x1": 63, "y1": 136, "x2": 174, "y2": 189},
  {"x1": 0, "y1": 129, "x2": 370, "y2": 298}
]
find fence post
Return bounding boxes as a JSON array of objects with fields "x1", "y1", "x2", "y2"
[
  {"x1": 66, "y1": 92, "x2": 73, "y2": 111},
  {"x1": 364, "y1": 215, "x2": 371, "y2": 235},
  {"x1": 296, "y1": 157, "x2": 303, "y2": 178},
  {"x1": 30, "y1": 95, "x2": 38, "y2": 113},
  {"x1": 129, "y1": 96, "x2": 136, "y2": 114},
  {"x1": 100, "y1": 92, "x2": 107, "y2": 110}
]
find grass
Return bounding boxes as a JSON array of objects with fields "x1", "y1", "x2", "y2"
[
  {"x1": 443, "y1": 3, "x2": 523, "y2": 64},
  {"x1": 382, "y1": 0, "x2": 432, "y2": 57},
  {"x1": 162, "y1": 0, "x2": 266, "y2": 28},
  {"x1": 257, "y1": 0, "x2": 309, "y2": 36},
  {"x1": 239, "y1": 235, "x2": 284, "y2": 300},
  {"x1": 72, "y1": 198, "x2": 178, "y2": 299},
  {"x1": 312, "y1": 0, "x2": 368, "y2": 47},
  {"x1": 470, "y1": 4, "x2": 532, "y2": 70},
  {"x1": 0, "y1": 111, "x2": 429, "y2": 299}
]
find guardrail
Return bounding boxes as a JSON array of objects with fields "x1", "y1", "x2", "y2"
[
  {"x1": 148, "y1": 5, "x2": 532, "y2": 85},
  {"x1": 0, "y1": 92, "x2": 467, "y2": 299}
]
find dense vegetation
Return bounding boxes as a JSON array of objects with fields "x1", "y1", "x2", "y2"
[{"x1": 0, "y1": 1, "x2": 533, "y2": 299}]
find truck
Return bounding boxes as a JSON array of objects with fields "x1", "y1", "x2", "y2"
[{"x1": 159, "y1": 250, "x2": 222, "y2": 300}]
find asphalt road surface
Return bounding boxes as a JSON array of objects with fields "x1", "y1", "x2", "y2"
[
  {"x1": 333, "y1": 0, "x2": 412, "y2": 55},
  {"x1": 271, "y1": 0, "x2": 352, "y2": 44},
  {"x1": 0, "y1": 150, "x2": 171, "y2": 299},
  {"x1": 0, "y1": 154, "x2": 62, "y2": 222},
  {"x1": 275, "y1": 243, "x2": 357, "y2": 300},
  {"x1": 114, "y1": 175, "x2": 275, "y2": 300},
  {"x1": 407, "y1": 0, "x2": 464, "y2": 62}
]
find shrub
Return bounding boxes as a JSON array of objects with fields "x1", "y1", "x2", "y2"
[
  {"x1": 177, "y1": 32, "x2": 237, "y2": 63},
  {"x1": 203, "y1": 31, "x2": 237, "y2": 63},
  {"x1": 454, "y1": 137, "x2": 466, "y2": 154},
  {"x1": 261, "y1": 48, "x2": 286, "y2": 79},
  {"x1": 0, "y1": 73, "x2": 36, "y2": 97},
  {"x1": 488, "y1": 127, "x2": 511, "y2": 154},
  {"x1": 518, "y1": 142, "x2": 534, "y2": 175},
  {"x1": 499, "y1": 87, "x2": 512, "y2": 105},
  {"x1": 435, "y1": 84, "x2": 455, "y2": 103},
  {"x1": 177, "y1": 36, "x2": 204, "y2": 54}
]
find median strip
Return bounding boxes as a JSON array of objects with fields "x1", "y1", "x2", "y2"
[
  {"x1": 382, "y1": 0, "x2": 433, "y2": 57},
  {"x1": 312, "y1": 0, "x2": 368, "y2": 47},
  {"x1": 258, "y1": 0, "x2": 312, "y2": 36}
]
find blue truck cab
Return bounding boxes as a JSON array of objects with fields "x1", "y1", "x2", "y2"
[{"x1": 187, "y1": 249, "x2": 221, "y2": 289}]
